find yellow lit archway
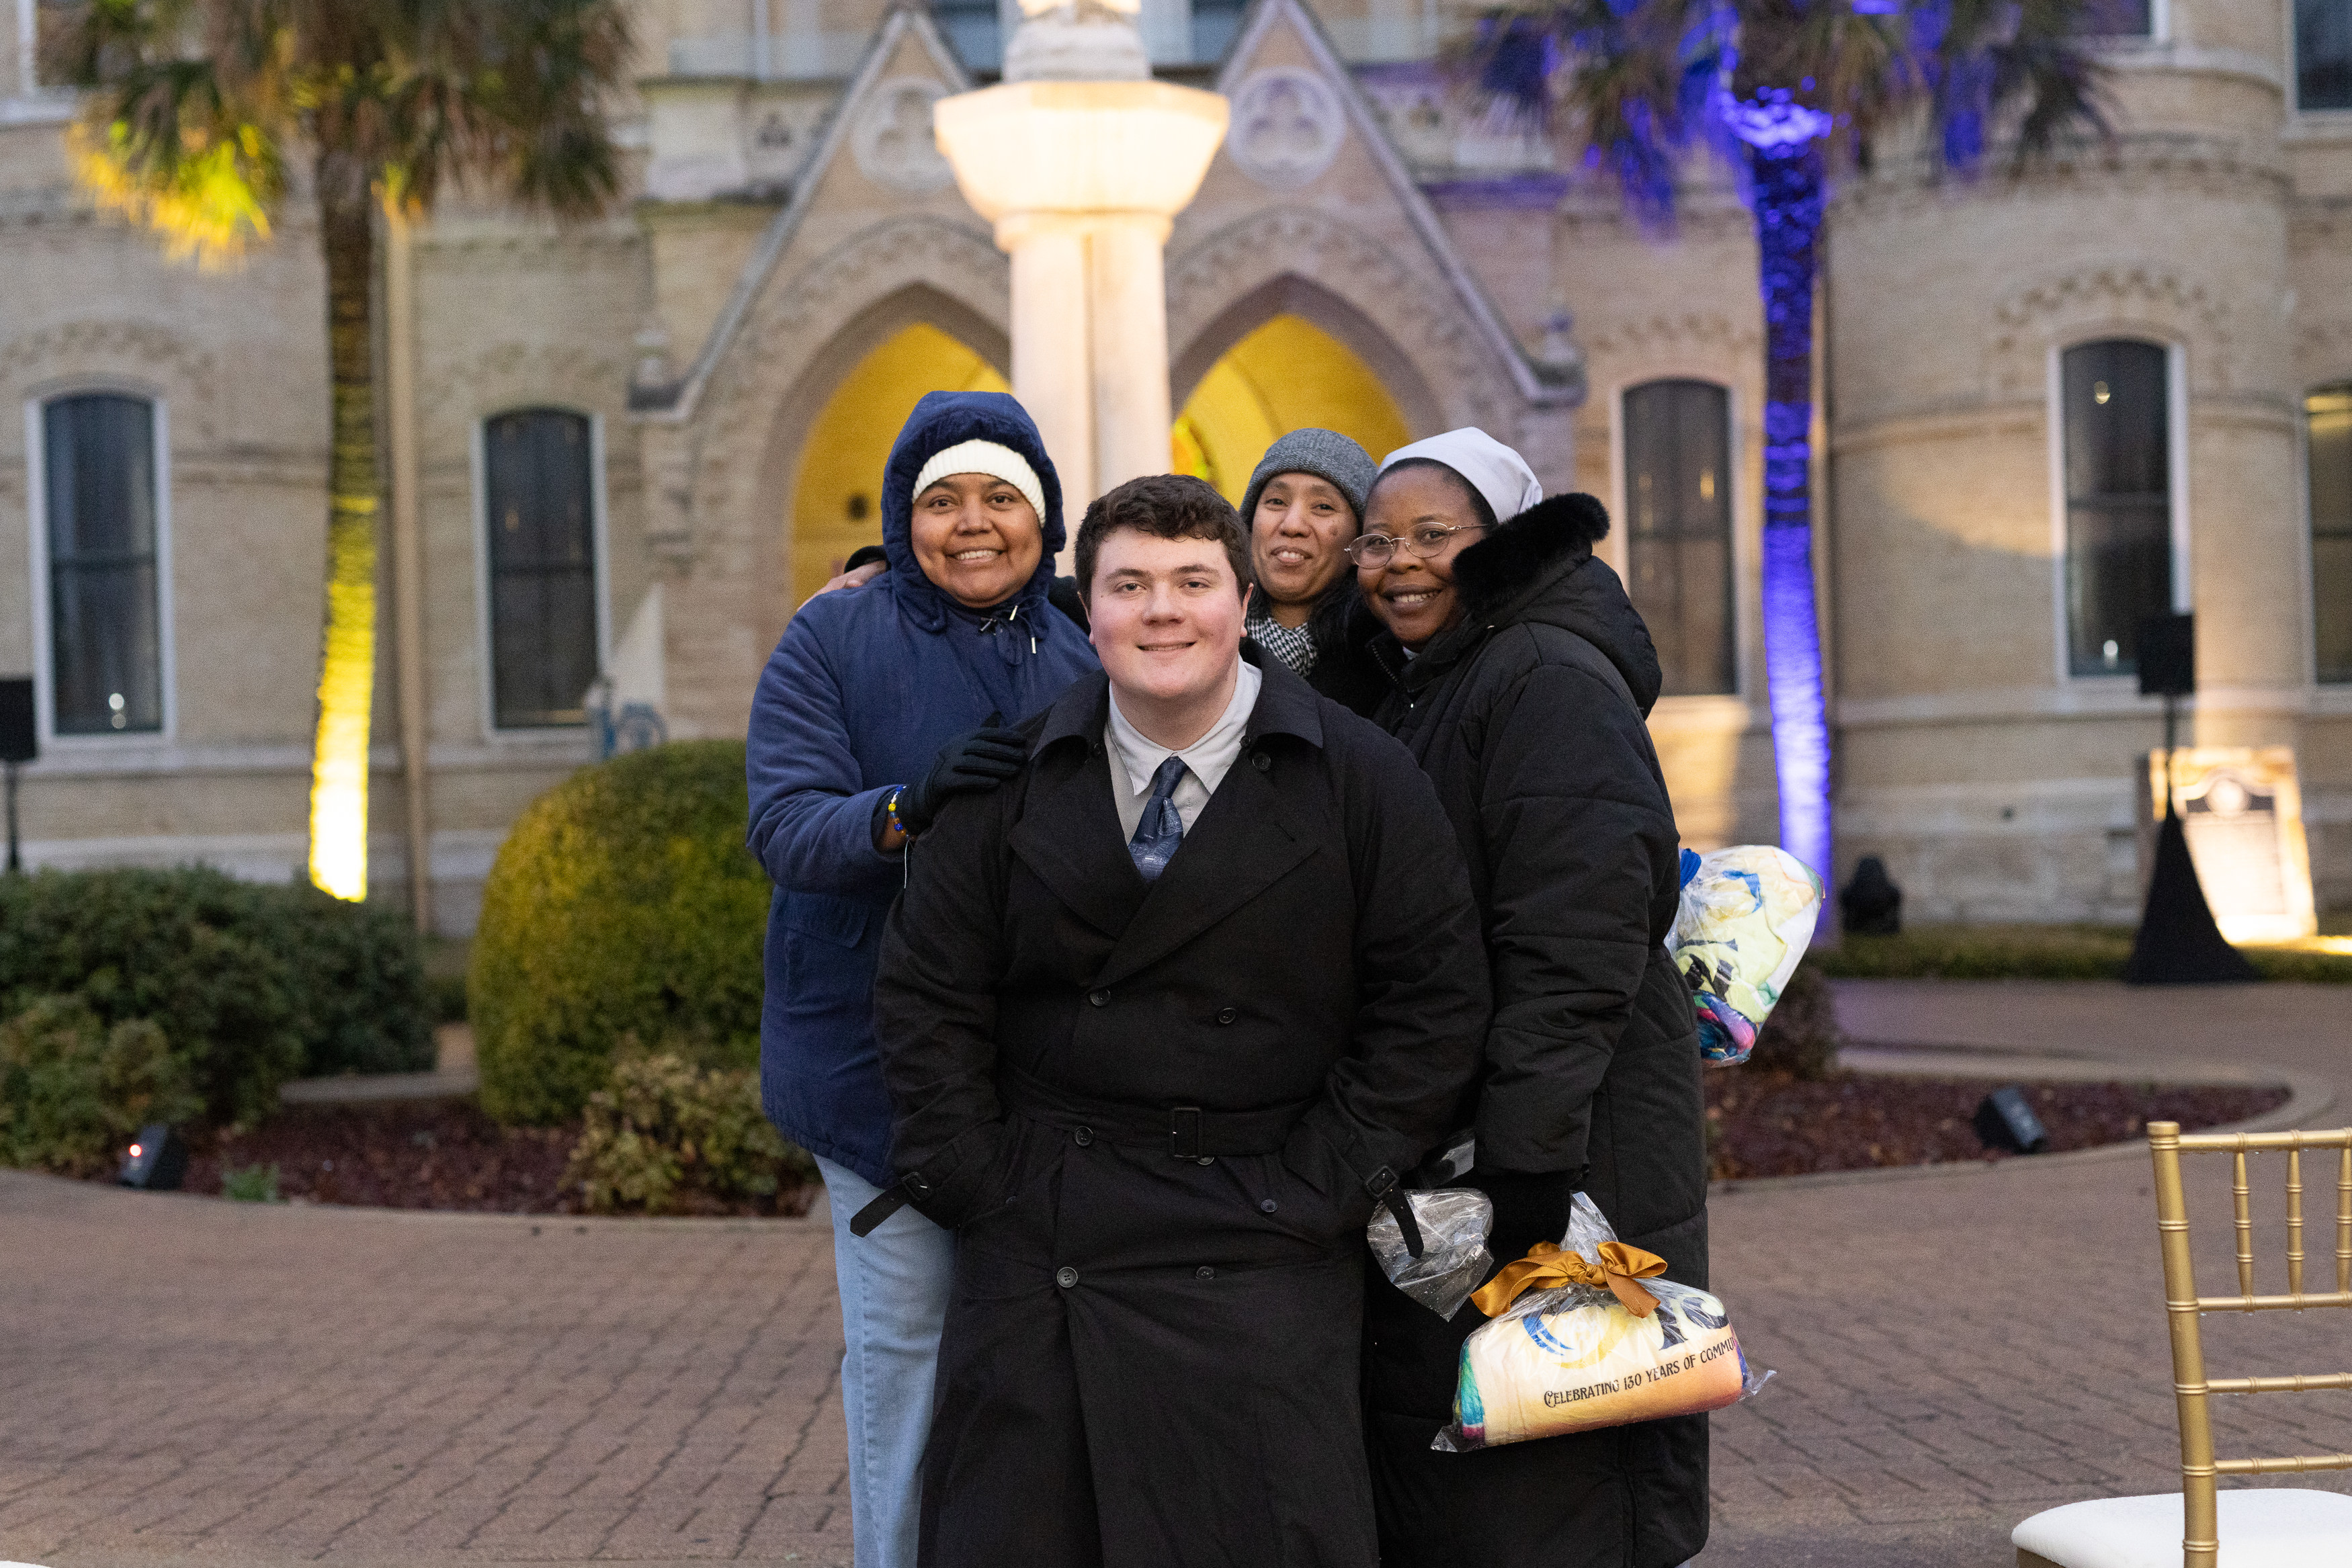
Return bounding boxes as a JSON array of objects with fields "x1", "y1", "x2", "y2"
[
  {"x1": 793, "y1": 313, "x2": 1411, "y2": 607},
  {"x1": 790, "y1": 322, "x2": 1008, "y2": 605},
  {"x1": 1172, "y1": 314, "x2": 1411, "y2": 506}
]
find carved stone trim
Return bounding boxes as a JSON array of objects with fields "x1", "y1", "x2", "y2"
[{"x1": 1165, "y1": 208, "x2": 1509, "y2": 432}]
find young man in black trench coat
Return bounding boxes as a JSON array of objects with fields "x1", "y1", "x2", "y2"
[{"x1": 864, "y1": 474, "x2": 1491, "y2": 1568}]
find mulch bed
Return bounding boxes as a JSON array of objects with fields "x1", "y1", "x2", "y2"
[
  {"x1": 1708, "y1": 1069, "x2": 2289, "y2": 1181},
  {"x1": 83, "y1": 1072, "x2": 2287, "y2": 1211},
  {"x1": 161, "y1": 1099, "x2": 817, "y2": 1217}
]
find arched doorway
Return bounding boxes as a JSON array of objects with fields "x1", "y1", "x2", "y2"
[
  {"x1": 1172, "y1": 314, "x2": 1411, "y2": 505},
  {"x1": 789, "y1": 321, "x2": 1008, "y2": 605}
]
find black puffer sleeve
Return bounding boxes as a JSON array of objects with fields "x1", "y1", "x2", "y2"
[{"x1": 1472, "y1": 640, "x2": 1679, "y2": 1172}]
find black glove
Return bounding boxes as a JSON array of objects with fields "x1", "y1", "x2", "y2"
[
  {"x1": 1470, "y1": 1165, "x2": 1583, "y2": 1267},
  {"x1": 896, "y1": 717, "x2": 1027, "y2": 836}
]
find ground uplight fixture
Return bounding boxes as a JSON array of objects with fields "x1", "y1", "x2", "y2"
[
  {"x1": 117, "y1": 1124, "x2": 187, "y2": 1190},
  {"x1": 1973, "y1": 1086, "x2": 2049, "y2": 1156}
]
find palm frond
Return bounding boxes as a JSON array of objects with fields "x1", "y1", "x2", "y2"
[{"x1": 52, "y1": 0, "x2": 286, "y2": 265}]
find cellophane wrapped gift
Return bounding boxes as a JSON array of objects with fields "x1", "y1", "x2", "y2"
[
  {"x1": 1664, "y1": 845, "x2": 1825, "y2": 1067},
  {"x1": 1368, "y1": 1188, "x2": 1494, "y2": 1320},
  {"x1": 1433, "y1": 1195, "x2": 1769, "y2": 1452}
]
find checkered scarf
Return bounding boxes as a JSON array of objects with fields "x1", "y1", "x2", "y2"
[{"x1": 1245, "y1": 611, "x2": 1318, "y2": 678}]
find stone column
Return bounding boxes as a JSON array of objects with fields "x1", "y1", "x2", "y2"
[
  {"x1": 1001, "y1": 215, "x2": 1097, "y2": 505},
  {"x1": 931, "y1": 0, "x2": 1226, "y2": 513},
  {"x1": 1088, "y1": 214, "x2": 1176, "y2": 492}
]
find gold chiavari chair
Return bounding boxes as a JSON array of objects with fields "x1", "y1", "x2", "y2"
[{"x1": 2013, "y1": 1122, "x2": 2352, "y2": 1567}]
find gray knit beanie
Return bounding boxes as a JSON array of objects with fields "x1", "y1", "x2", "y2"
[{"x1": 1236, "y1": 428, "x2": 1377, "y2": 529}]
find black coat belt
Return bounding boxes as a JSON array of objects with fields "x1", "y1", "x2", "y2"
[{"x1": 853, "y1": 1068, "x2": 1424, "y2": 1256}]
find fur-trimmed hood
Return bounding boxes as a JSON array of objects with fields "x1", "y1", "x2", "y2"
[{"x1": 1416, "y1": 491, "x2": 1664, "y2": 716}]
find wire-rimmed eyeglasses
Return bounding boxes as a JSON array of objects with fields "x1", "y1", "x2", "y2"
[{"x1": 1342, "y1": 521, "x2": 1488, "y2": 567}]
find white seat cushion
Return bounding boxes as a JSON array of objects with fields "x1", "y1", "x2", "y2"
[{"x1": 2014, "y1": 1490, "x2": 2352, "y2": 1567}]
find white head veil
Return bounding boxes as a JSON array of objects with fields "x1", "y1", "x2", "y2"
[{"x1": 1378, "y1": 428, "x2": 1543, "y2": 524}]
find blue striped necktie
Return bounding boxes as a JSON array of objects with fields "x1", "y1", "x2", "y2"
[{"x1": 1128, "y1": 755, "x2": 1186, "y2": 883}]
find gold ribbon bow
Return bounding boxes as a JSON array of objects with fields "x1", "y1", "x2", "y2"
[{"x1": 1470, "y1": 1240, "x2": 1669, "y2": 1319}]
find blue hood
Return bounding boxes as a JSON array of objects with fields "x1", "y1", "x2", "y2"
[{"x1": 880, "y1": 390, "x2": 1066, "y2": 632}]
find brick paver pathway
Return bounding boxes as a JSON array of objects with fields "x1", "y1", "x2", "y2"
[{"x1": 3, "y1": 979, "x2": 2348, "y2": 1568}]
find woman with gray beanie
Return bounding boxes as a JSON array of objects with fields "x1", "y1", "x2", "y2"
[{"x1": 1237, "y1": 428, "x2": 1387, "y2": 712}]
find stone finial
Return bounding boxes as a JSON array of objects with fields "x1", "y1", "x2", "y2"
[{"x1": 1001, "y1": 0, "x2": 1150, "y2": 83}]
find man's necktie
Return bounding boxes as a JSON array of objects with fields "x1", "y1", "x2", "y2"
[{"x1": 1128, "y1": 755, "x2": 1186, "y2": 883}]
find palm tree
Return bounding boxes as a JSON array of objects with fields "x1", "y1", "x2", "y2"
[
  {"x1": 50, "y1": 0, "x2": 632, "y2": 901},
  {"x1": 1473, "y1": 0, "x2": 2109, "y2": 891}
]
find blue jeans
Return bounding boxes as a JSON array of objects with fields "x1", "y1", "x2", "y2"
[{"x1": 816, "y1": 1156, "x2": 956, "y2": 1568}]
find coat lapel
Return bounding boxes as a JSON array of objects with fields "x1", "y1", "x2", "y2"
[
  {"x1": 1009, "y1": 741, "x2": 1150, "y2": 941},
  {"x1": 1092, "y1": 753, "x2": 1316, "y2": 990}
]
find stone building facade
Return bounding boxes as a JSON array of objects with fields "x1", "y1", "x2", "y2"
[{"x1": 1, "y1": 0, "x2": 2347, "y2": 932}]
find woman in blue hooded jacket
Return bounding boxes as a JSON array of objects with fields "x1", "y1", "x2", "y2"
[{"x1": 745, "y1": 390, "x2": 1097, "y2": 1568}]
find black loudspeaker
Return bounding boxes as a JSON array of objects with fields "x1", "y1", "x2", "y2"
[
  {"x1": 118, "y1": 1124, "x2": 188, "y2": 1190},
  {"x1": 1974, "y1": 1086, "x2": 2050, "y2": 1156},
  {"x1": 0, "y1": 677, "x2": 33, "y2": 765},
  {"x1": 2138, "y1": 613, "x2": 2194, "y2": 697}
]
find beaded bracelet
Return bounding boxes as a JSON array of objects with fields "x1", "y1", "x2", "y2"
[{"x1": 885, "y1": 787, "x2": 910, "y2": 841}]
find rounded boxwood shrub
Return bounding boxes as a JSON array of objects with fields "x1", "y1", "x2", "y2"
[
  {"x1": 0, "y1": 867, "x2": 429, "y2": 1124},
  {"x1": 470, "y1": 740, "x2": 769, "y2": 1125}
]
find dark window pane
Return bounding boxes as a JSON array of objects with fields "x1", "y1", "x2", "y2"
[
  {"x1": 2062, "y1": 340, "x2": 2172, "y2": 675},
  {"x1": 2074, "y1": 0, "x2": 2152, "y2": 36},
  {"x1": 43, "y1": 393, "x2": 163, "y2": 734},
  {"x1": 1624, "y1": 380, "x2": 1735, "y2": 696},
  {"x1": 1190, "y1": 0, "x2": 1247, "y2": 62},
  {"x1": 2312, "y1": 384, "x2": 2352, "y2": 683},
  {"x1": 485, "y1": 410, "x2": 599, "y2": 728},
  {"x1": 935, "y1": 0, "x2": 1001, "y2": 71},
  {"x1": 2300, "y1": 0, "x2": 2352, "y2": 110}
]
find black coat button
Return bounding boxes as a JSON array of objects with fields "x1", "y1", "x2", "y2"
[
  {"x1": 1056, "y1": 1266, "x2": 1079, "y2": 1289},
  {"x1": 1259, "y1": 1199, "x2": 1277, "y2": 1214},
  {"x1": 1216, "y1": 1006, "x2": 1238, "y2": 1025},
  {"x1": 1195, "y1": 1266, "x2": 1215, "y2": 1280},
  {"x1": 1074, "y1": 1127, "x2": 1094, "y2": 1147},
  {"x1": 1251, "y1": 752, "x2": 1271, "y2": 772},
  {"x1": 1088, "y1": 990, "x2": 1109, "y2": 1008}
]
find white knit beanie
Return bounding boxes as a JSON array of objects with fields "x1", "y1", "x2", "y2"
[{"x1": 913, "y1": 439, "x2": 1046, "y2": 522}]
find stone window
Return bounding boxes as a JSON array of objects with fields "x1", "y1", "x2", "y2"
[
  {"x1": 2310, "y1": 384, "x2": 2352, "y2": 683},
  {"x1": 38, "y1": 392, "x2": 165, "y2": 738},
  {"x1": 38, "y1": 392, "x2": 165, "y2": 736},
  {"x1": 482, "y1": 408, "x2": 600, "y2": 729},
  {"x1": 1623, "y1": 378, "x2": 1735, "y2": 697},
  {"x1": 2061, "y1": 339, "x2": 2174, "y2": 677},
  {"x1": 2298, "y1": 0, "x2": 2352, "y2": 112}
]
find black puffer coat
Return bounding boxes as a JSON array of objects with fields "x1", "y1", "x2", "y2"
[{"x1": 1360, "y1": 493, "x2": 1710, "y2": 1568}]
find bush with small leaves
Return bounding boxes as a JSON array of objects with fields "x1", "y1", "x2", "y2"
[
  {"x1": 222, "y1": 1163, "x2": 283, "y2": 1203},
  {"x1": 0, "y1": 995, "x2": 199, "y2": 1176},
  {"x1": 566, "y1": 1051, "x2": 815, "y2": 1215},
  {"x1": 0, "y1": 867, "x2": 429, "y2": 1122}
]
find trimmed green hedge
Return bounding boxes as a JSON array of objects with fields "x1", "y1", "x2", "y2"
[
  {"x1": 1810, "y1": 924, "x2": 2352, "y2": 984},
  {"x1": 470, "y1": 740, "x2": 769, "y2": 1125},
  {"x1": 0, "y1": 867, "x2": 430, "y2": 1124}
]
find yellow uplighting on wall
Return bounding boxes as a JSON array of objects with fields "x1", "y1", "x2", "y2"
[
  {"x1": 308, "y1": 500, "x2": 378, "y2": 902},
  {"x1": 1177, "y1": 314, "x2": 1411, "y2": 507},
  {"x1": 791, "y1": 324, "x2": 1007, "y2": 607}
]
